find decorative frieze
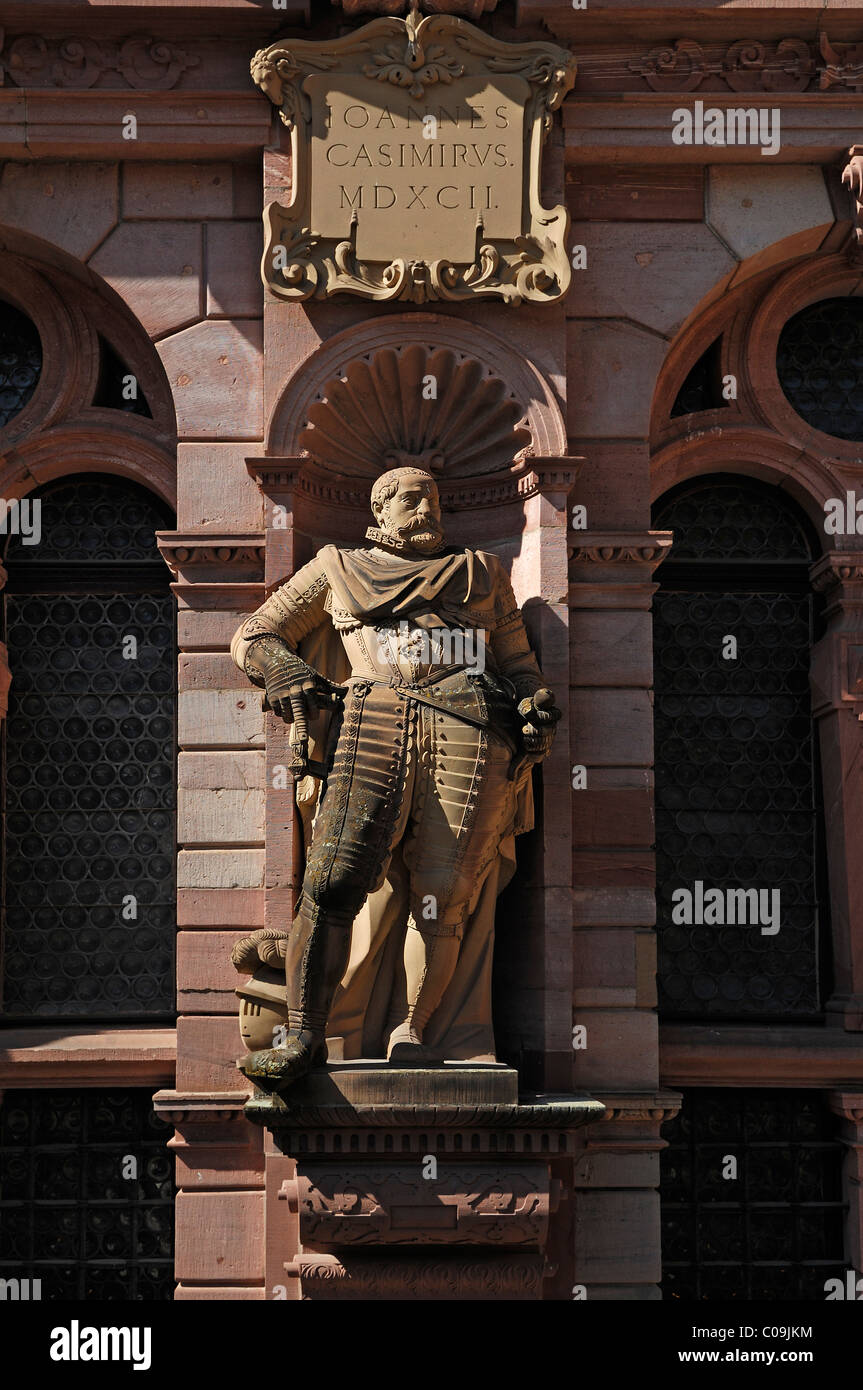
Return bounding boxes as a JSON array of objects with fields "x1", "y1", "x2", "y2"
[
  {"x1": 0, "y1": 33, "x2": 199, "y2": 89},
  {"x1": 280, "y1": 1162, "x2": 560, "y2": 1246},
  {"x1": 627, "y1": 37, "x2": 814, "y2": 93},
  {"x1": 284, "y1": 1251, "x2": 546, "y2": 1299},
  {"x1": 575, "y1": 33, "x2": 863, "y2": 96}
]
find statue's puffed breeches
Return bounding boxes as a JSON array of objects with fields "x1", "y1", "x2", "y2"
[{"x1": 297, "y1": 678, "x2": 515, "y2": 939}]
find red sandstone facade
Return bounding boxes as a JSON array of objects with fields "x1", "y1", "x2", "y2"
[{"x1": 0, "y1": 0, "x2": 862, "y2": 1301}]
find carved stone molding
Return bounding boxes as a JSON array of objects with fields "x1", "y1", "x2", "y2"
[
  {"x1": 820, "y1": 35, "x2": 863, "y2": 93},
  {"x1": 828, "y1": 1091, "x2": 863, "y2": 1126},
  {"x1": 575, "y1": 1090, "x2": 683, "y2": 1160},
  {"x1": 618, "y1": 33, "x2": 863, "y2": 95},
  {"x1": 281, "y1": 1162, "x2": 560, "y2": 1246},
  {"x1": 252, "y1": 13, "x2": 574, "y2": 306},
  {"x1": 285, "y1": 1251, "x2": 546, "y2": 1299},
  {"x1": 245, "y1": 1089, "x2": 605, "y2": 1154},
  {"x1": 627, "y1": 37, "x2": 815, "y2": 94},
  {"x1": 152, "y1": 1090, "x2": 250, "y2": 1127},
  {"x1": 0, "y1": 33, "x2": 199, "y2": 89},
  {"x1": 597, "y1": 1091, "x2": 682, "y2": 1126},
  {"x1": 810, "y1": 553, "x2": 863, "y2": 596},
  {"x1": 247, "y1": 454, "x2": 579, "y2": 512},
  {"x1": 568, "y1": 531, "x2": 673, "y2": 568},
  {"x1": 156, "y1": 533, "x2": 266, "y2": 579}
]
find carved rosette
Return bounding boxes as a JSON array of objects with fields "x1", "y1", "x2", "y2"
[{"x1": 251, "y1": 13, "x2": 575, "y2": 306}]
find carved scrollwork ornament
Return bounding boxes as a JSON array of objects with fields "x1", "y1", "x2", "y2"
[{"x1": 251, "y1": 12, "x2": 575, "y2": 306}]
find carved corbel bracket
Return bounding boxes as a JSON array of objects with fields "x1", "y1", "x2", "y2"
[
  {"x1": 156, "y1": 530, "x2": 267, "y2": 609},
  {"x1": 568, "y1": 530, "x2": 674, "y2": 609},
  {"x1": 157, "y1": 533, "x2": 266, "y2": 580},
  {"x1": 579, "y1": 1089, "x2": 683, "y2": 1158},
  {"x1": 152, "y1": 1090, "x2": 250, "y2": 1128},
  {"x1": 247, "y1": 1077, "x2": 604, "y2": 1300}
]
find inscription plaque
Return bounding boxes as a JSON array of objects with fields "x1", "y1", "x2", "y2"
[{"x1": 251, "y1": 11, "x2": 575, "y2": 306}]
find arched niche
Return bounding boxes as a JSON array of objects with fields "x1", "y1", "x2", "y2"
[{"x1": 248, "y1": 312, "x2": 578, "y2": 1088}]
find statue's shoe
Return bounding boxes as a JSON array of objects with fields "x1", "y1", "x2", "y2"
[
  {"x1": 238, "y1": 1036, "x2": 327, "y2": 1091},
  {"x1": 386, "y1": 1023, "x2": 439, "y2": 1066}
]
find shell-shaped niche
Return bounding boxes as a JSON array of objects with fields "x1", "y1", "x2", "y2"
[{"x1": 298, "y1": 344, "x2": 531, "y2": 478}]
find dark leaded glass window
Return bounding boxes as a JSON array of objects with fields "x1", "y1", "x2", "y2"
[
  {"x1": 2, "y1": 476, "x2": 176, "y2": 1018},
  {"x1": 777, "y1": 297, "x2": 863, "y2": 442},
  {"x1": 0, "y1": 301, "x2": 42, "y2": 429},
  {"x1": 661, "y1": 1089, "x2": 846, "y2": 1300},
  {"x1": 652, "y1": 477, "x2": 829, "y2": 1019},
  {"x1": 0, "y1": 1088, "x2": 175, "y2": 1299},
  {"x1": 93, "y1": 336, "x2": 152, "y2": 418},
  {"x1": 671, "y1": 337, "x2": 728, "y2": 418}
]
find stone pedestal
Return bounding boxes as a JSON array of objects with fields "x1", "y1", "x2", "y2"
[{"x1": 244, "y1": 1065, "x2": 604, "y2": 1300}]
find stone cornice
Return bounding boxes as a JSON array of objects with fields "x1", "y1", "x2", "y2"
[
  {"x1": 563, "y1": 94, "x2": 863, "y2": 168},
  {"x1": 244, "y1": 1090, "x2": 606, "y2": 1154},
  {"x1": 0, "y1": 88, "x2": 269, "y2": 160},
  {"x1": 247, "y1": 456, "x2": 580, "y2": 510},
  {"x1": 661, "y1": 1023, "x2": 863, "y2": 1088}
]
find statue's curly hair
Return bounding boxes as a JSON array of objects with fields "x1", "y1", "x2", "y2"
[
  {"x1": 370, "y1": 467, "x2": 436, "y2": 515},
  {"x1": 231, "y1": 928, "x2": 289, "y2": 974}
]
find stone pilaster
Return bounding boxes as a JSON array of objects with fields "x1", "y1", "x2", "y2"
[
  {"x1": 567, "y1": 531, "x2": 673, "y2": 1295},
  {"x1": 828, "y1": 1091, "x2": 863, "y2": 1278},
  {"x1": 810, "y1": 554, "x2": 863, "y2": 1031}
]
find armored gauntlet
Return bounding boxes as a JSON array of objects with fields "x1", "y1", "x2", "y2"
[
  {"x1": 517, "y1": 687, "x2": 562, "y2": 759},
  {"x1": 244, "y1": 635, "x2": 336, "y2": 723}
]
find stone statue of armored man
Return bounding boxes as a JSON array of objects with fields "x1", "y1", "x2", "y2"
[{"x1": 231, "y1": 467, "x2": 560, "y2": 1089}]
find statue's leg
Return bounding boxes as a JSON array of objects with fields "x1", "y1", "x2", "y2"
[
  {"x1": 387, "y1": 919, "x2": 462, "y2": 1064},
  {"x1": 387, "y1": 705, "x2": 513, "y2": 1064},
  {"x1": 241, "y1": 683, "x2": 413, "y2": 1089}
]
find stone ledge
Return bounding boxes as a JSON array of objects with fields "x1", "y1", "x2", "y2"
[
  {"x1": 660, "y1": 1023, "x2": 863, "y2": 1087},
  {"x1": 244, "y1": 1085, "x2": 606, "y2": 1154},
  {"x1": 0, "y1": 1026, "x2": 175, "y2": 1087},
  {"x1": 153, "y1": 1089, "x2": 250, "y2": 1124},
  {"x1": 253, "y1": 1060, "x2": 521, "y2": 1108}
]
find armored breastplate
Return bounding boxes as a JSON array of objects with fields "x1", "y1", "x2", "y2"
[{"x1": 340, "y1": 620, "x2": 490, "y2": 686}]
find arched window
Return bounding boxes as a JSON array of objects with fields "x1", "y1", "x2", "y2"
[
  {"x1": 651, "y1": 476, "x2": 830, "y2": 1020},
  {"x1": 2, "y1": 475, "x2": 176, "y2": 1019}
]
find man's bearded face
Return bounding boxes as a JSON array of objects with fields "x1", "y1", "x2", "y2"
[{"x1": 377, "y1": 480, "x2": 444, "y2": 554}]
